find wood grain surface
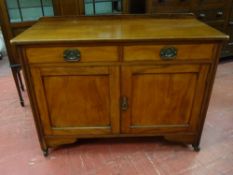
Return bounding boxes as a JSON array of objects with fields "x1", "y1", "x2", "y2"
[{"x1": 11, "y1": 15, "x2": 228, "y2": 45}]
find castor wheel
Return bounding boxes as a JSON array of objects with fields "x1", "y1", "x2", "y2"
[
  {"x1": 43, "y1": 148, "x2": 49, "y2": 157},
  {"x1": 192, "y1": 144, "x2": 200, "y2": 152}
]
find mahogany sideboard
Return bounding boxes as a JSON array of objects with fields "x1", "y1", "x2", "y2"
[{"x1": 11, "y1": 15, "x2": 228, "y2": 156}]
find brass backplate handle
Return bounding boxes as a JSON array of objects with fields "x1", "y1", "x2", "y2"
[
  {"x1": 121, "y1": 96, "x2": 128, "y2": 111},
  {"x1": 63, "y1": 49, "x2": 81, "y2": 62},
  {"x1": 160, "y1": 47, "x2": 177, "y2": 60}
]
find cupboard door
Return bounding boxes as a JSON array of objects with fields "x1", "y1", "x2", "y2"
[
  {"x1": 121, "y1": 64, "x2": 209, "y2": 134},
  {"x1": 30, "y1": 66, "x2": 120, "y2": 136}
]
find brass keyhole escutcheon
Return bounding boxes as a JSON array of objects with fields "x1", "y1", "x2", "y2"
[{"x1": 121, "y1": 96, "x2": 128, "y2": 111}]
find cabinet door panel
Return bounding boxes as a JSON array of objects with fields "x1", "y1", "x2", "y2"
[
  {"x1": 121, "y1": 64, "x2": 209, "y2": 134},
  {"x1": 131, "y1": 73, "x2": 196, "y2": 125},
  {"x1": 31, "y1": 66, "x2": 120, "y2": 135},
  {"x1": 44, "y1": 75, "x2": 110, "y2": 127}
]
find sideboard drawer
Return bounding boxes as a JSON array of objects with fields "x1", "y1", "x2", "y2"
[
  {"x1": 196, "y1": 8, "x2": 226, "y2": 22},
  {"x1": 12, "y1": 16, "x2": 228, "y2": 155},
  {"x1": 26, "y1": 46, "x2": 119, "y2": 63},
  {"x1": 199, "y1": 0, "x2": 226, "y2": 6},
  {"x1": 150, "y1": 0, "x2": 192, "y2": 13},
  {"x1": 124, "y1": 44, "x2": 215, "y2": 61}
]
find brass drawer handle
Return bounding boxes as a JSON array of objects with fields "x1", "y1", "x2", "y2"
[
  {"x1": 63, "y1": 49, "x2": 81, "y2": 62},
  {"x1": 160, "y1": 47, "x2": 177, "y2": 60}
]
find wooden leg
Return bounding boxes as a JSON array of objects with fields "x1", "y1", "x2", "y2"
[
  {"x1": 17, "y1": 70, "x2": 25, "y2": 91},
  {"x1": 0, "y1": 52, "x2": 3, "y2": 60},
  {"x1": 12, "y1": 70, "x2": 24, "y2": 106},
  {"x1": 42, "y1": 138, "x2": 78, "y2": 156},
  {"x1": 10, "y1": 64, "x2": 24, "y2": 107},
  {"x1": 45, "y1": 137, "x2": 78, "y2": 147},
  {"x1": 164, "y1": 134, "x2": 195, "y2": 144},
  {"x1": 164, "y1": 134, "x2": 201, "y2": 151},
  {"x1": 43, "y1": 148, "x2": 49, "y2": 157},
  {"x1": 192, "y1": 144, "x2": 200, "y2": 152}
]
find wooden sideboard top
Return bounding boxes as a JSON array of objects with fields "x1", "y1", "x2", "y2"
[{"x1": 11, "y1": 15, "x2": 229, "y2": 45}]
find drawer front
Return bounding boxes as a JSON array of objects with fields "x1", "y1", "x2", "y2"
[
  {"x1": 199, "y1": 0, "x2": 228, "y2": 6},
  {"x1": 151, "y1": 0, "x2": 191, "y2": 12},
  {"x1": 222, "y1": 23, "x2": 233, "y2": 57},
  {"x1": 26, "y1": 46, "x2": 119, "y2": 63},
  {"x1": 196, "y1": 8, "x2": 226, "y2": 22},
  {"x1": 222, "y1": 44, "x2": 233, "y2": 57},
  {"x1": 230, "y1": 7, "x2": 233, "y2": 20},
  {"x1": 208, "y1": 22, "x2": 225, "y2": 32},
  {"x1": 124, "y1": 44, "x2": 215, "y2": 61},
  {"x1": 227, "y1": 25, "x2": 233, "y2": 43},
  {"x1": 152, "y1": 0, "x2": 192, "y2": 7}
]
